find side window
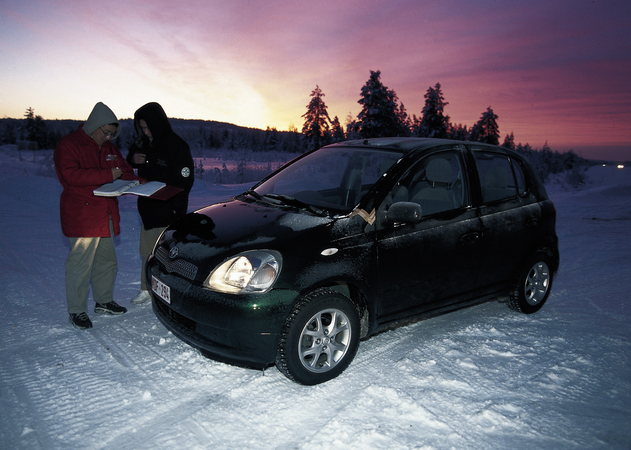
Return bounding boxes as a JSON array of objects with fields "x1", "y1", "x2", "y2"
[
  {"x1": 390, "y1": 151, "x2": 466, "y2": 216},
  {"x1": 473, "y1": 152, "x2": 519, "y2": 203},
  {"x1": 513, "y1": 160, "x2": 527, "y2": 195}
]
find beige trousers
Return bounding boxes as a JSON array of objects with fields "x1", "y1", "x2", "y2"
[
  {"x1": 139, "y1": 226, "x2": 166, "y2": 290},
  {"x1": 65, "y1": 219, "x2": 117, "y2": 314}
]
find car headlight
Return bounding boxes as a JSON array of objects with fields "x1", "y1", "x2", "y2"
[{"x1": 204, "y1": 250, "x2": 282, "y2": 294}]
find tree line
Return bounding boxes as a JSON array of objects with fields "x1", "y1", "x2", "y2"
[
  {"x1": 1, "y1": 70, "x2": 593, "y2": 185},
  {"x1": 302, "y1": 70, "x2": 528, "y2": 148},
  {"x1": 0, "y1": 107, "x2": 67, "y2": 150},
  {"x1": 301, "y1": 70, "x2": 591, "y2": 184},
  {"x1": 301, "y1": 71, "x2": 505, "y2": 149}
]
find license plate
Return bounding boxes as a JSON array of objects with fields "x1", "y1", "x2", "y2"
[{"x1": 151, "y1": 275, "x2": 171, "y2": 304}]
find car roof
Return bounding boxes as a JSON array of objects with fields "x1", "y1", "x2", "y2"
[
  {"x1": 327, "y1": 137, "x2": 520, "y2": 157},
  {"x1": 327, "y1": 137, "x2": 466, "y2": 153}
]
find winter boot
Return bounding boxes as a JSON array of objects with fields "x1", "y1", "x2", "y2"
[
  {"x1": 69, "y1": 312, "x2": 93, "y2": 329},
  {"x1": 131, "y1": 289, "x2": 152, "y2": 305},
  {"x1": 94, "y1": 301, "x2": 127, "y2": 315}
]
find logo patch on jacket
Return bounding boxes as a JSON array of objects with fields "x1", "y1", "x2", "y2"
[
  {"x1": 182, "y1": 167, "x2": 191, "y2": 178},
  {"x1": 105, "y1": 154, "x2": 118, "y2": 161}
]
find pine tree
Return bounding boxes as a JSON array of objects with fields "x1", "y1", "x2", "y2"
[
  {"x1": 356, "y1": 70, "x2": 405, "y2": 138},
  {"x1": 502, "y1": 132, "x2": 516, "y2": 149},
  {"x1": 345, "y1": 113, "x2": 360, "y2": 140},
  {"x1": 411, "y1": 114, "x2": 421, "y2": 134},
  {"x1": 448, "y1": 123, "x2": 469, "y2": 141},
  {"x1": 301, "y1": 85, "x2": 331, "y2": 150},
  {"x1": 22, "y1": 107, "x2": 48, "y2": 149},
  {"x1": 396, "y1": 103, "x2": 412, "y2": 136},
  {"x1": 416, "y1": 83, "x2": 450, "y2": 138},
  {"x1": 330, "y1": 116, "x2": 345, "y2": 142},
  {"x1": 265, "y1": 126, "x2": 280, "y2": 152},
  {"x1": 22, "y1": 107, "x2": 35, "y2": 142},
  {"x1": 470, "y1": 106, "x2": 500, "y2": 145}
]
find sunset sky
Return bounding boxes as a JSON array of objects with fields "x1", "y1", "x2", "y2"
[{"x1": 1, "y1": 0, "x2": 630, "y2": 160}]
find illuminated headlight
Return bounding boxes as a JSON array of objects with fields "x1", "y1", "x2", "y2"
[{"x1": 204, "y1": 250, "x2": 282, "y2": 294}]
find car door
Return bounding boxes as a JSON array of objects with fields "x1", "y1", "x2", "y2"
[
  {"x1": 470, "y1": 147, "x2": 543, "y2": 290},
  {"x1": 373, "y1": 149, "x2": 483, "y2": 323}
]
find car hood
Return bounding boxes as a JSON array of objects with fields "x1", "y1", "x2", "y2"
[{"x1": 163, "y1": 199, "x2": 335, "y2": 271}]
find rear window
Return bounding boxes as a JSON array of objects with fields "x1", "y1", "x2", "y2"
[{"x1": 472, "y1": 151, "x2": 525, "y2": 203}]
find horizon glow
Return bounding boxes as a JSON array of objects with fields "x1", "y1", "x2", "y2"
[{"x1": 1, "y1": 0, "x2": 629, "y2": 160}]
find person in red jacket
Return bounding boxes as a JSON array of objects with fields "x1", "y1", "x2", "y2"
[{"x1": 54, "y1": 102, "x2": 142, "y2": 329}]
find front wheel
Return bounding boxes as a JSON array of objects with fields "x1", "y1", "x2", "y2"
[
  {"x1": 276, "y1": 288, "x2": 360, "y2": 385},
  {"x1": 508, "y1": 254, "x2": 554, "y2": 314}
]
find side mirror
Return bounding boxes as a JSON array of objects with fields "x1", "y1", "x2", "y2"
[{"x1": 386, "y1": 202, "x2": 422, "y2": 225}]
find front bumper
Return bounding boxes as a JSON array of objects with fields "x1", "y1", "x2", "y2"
[{"x1": 148, "y1": 263, "x2": 299, "y2": 369}]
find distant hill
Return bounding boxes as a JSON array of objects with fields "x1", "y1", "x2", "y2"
[{"x1": 0, "y1": 116, "x2": 304, "y2": 153}]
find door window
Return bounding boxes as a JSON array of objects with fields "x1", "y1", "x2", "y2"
[{"x1": 393, "y1": 151, "x2": 467, "y2": 216}]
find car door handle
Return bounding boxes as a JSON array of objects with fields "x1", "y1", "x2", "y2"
[{"x1": 460, "y1": 232, "x2": 480, "y2": 245}]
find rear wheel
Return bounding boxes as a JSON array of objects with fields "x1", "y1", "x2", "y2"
[
  {"x1": 276, "y1": 288, "x2": 360, "y2": 385},
  {"x1": 508, "y1": 253, "x2": 553, "y2": 314}
]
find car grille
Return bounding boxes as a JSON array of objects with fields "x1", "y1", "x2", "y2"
[{"x1": 155, "y1": 246, "x2": 199, "y2": 280}]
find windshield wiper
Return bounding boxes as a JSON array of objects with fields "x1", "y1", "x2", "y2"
[
  {"x1": 243, "y1": 189, "x2": 264, "y2": 201},
  {"x1": 263, "y1": 194, "x2": 327, "y2": 216}
]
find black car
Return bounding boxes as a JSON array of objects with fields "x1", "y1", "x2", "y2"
[{"x1": 148, "y1": 138, "x2": 559, "y2": 385}]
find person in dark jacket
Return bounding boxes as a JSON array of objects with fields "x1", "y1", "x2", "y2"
[
  {"x1": 54, "y1": 102, "x2": 142, "y2": 329},
  {"x1": 126, "y1": 102, "x2": 194, "y2": 304}
]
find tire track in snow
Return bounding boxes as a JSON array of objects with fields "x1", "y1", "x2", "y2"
[
  {"x1": 96, "y1": 391, "x2": 223, "y2": 450},
  {"x1": 0, "y1": 353, "x2": 58, "y2": 450},
  {"x1": 1, "y1": 329, "x2": 135, "y2": 448}
]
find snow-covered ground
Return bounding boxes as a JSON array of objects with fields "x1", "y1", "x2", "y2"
[{"x1": 0, "y1": 146, "x2": 630, "y2": 449}]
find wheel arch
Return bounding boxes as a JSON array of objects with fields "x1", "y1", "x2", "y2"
[
  {"x1": 298, "y1": 281, "x2": 374, "y2": 339},
  {"x1": 513, "y1": 234, "x2": 559, "y2": 282},
  {"x1": 526, "y1": 241, "x2": 560, "y2": 275}
]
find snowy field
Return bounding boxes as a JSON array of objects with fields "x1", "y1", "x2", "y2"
[{"x1": 0, "y1": 146, "x2": 630, "y2": 449}]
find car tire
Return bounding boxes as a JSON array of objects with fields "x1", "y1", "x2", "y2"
[
  {"x1": 507, "y1": 253, "x2": 553, "y2": 314},
  {"x1": 275, "y1": 288, "x2": 360, "y2": 385}
]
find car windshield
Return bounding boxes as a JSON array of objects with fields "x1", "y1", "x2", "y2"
[{"x1": 252, "y1": 146, "x2": 403, "y2": 212}]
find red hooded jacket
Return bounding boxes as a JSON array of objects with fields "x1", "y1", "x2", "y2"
[{"x1": 54, "y1": 125, "x2": 141, "y2": 237}]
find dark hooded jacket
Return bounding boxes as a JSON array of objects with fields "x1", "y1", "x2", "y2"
[{"x1": 126, "y1": 102, "x2": 194, "y2": 229}]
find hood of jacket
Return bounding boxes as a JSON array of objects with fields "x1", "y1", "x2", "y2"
[
  {"x1": 82, "y1": 102, "x2": 121, "y2": 139},
  {"x1": 133, "y1": 102, "x2": 172, "y2": 147}
]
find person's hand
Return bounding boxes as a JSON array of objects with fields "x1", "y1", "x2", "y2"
[
  {"x1": 112, "y1": 167, "x2": 123, "y2": 180},
  {"x1": 133, "y1": 153, "x2": 147, "y2": 164}
]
